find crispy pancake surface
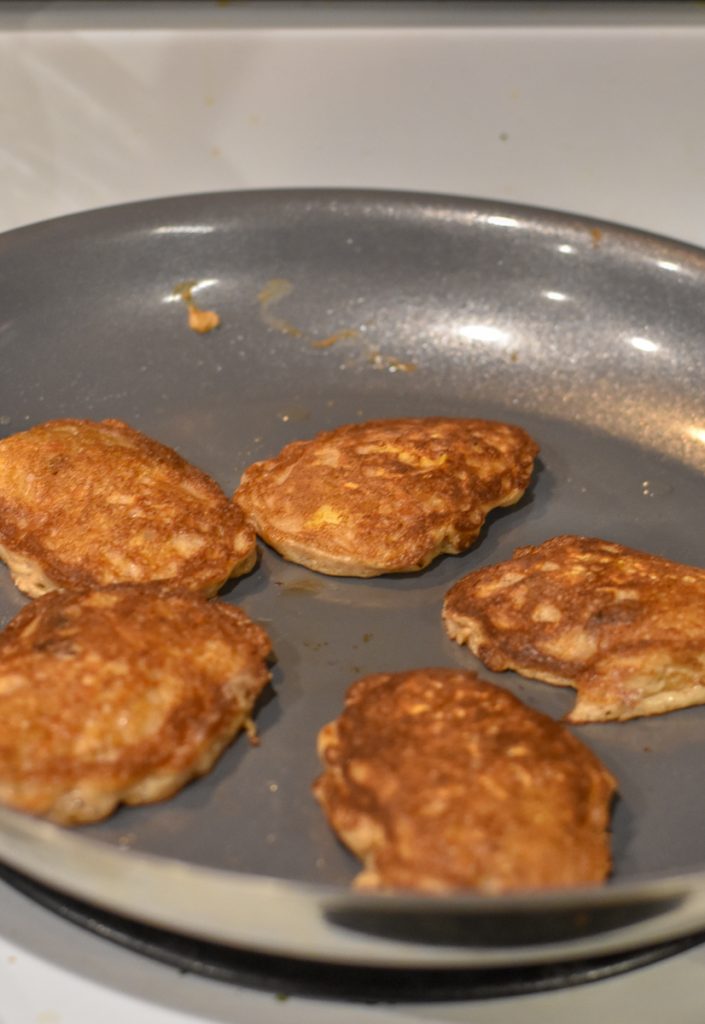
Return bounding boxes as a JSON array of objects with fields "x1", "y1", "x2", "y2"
[
  {"x1": 234, "y1": 418, "x2": 538, "y2": 576},
  {"x1": 313, "y1": 668, "x2": 615, "y2": 893},
  {"x1": 0, "y1": 584, "x2": 271, "y2": 825},
  {"x1": 0, "y1": 418, "x2": 256, "y2": 597},
  {"x1": 443, "y1": 535, "x2": 705, "y2": 722}
]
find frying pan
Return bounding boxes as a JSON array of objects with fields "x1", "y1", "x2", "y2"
[{"x1": 0, "y1": 189, "x2": 704, "y2": 968}]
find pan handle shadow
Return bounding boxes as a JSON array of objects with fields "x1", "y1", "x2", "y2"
[{"x1": 324, "y1": 893, "x2": 687, "y2": 948}]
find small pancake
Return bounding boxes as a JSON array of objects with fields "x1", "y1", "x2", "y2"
[
  {"x1": 0, "y1": 418, "x2": 257, "y2": 597},
  {"x1": 443, "y1": 535, "x2": 705, "y2": 722},
  {"x1": 234, "y1": 417, "x2": 538, "y2": 576},
  {"x1": 313, "y1": 667, "x2": 615, "y2": 893},
  {"x1": 0, "y1": 584, "x2": 272, "y2": 824}
]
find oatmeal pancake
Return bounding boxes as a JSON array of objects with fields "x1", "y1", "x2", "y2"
[
  {"x1": 235, "y1": 417, "x2": 538, "y2": 576},
  {"x1": 443, "y1": 534, "x2": 705, "y2": 722},
  {"x1": 0, "y1": 584, "x2": 272, "y2": 825},
  {"x1": 0, "y1": 418, "x2": 256, "y2": 597},
  {"x1": 313, "y1": 667, "x2": 615, "y2": 892}
]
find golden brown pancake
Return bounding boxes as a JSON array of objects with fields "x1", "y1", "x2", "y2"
[
  {"x1": 0, "y1": 418, "x2": 256, "y2": 597},
  {"x1": 443, "y1": 534, "x2": 705, "y2": 722},
  {"x1": 313, "y1": 667, "x2": 615, "y2": 893},
  {"x1": 234, "y1": 417, "x2": 538, "y2": 576},
  {"x1": 0, "y1": 584, "x2": 272, "y2": 825}
]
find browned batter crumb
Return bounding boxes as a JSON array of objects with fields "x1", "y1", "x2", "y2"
[
  {"x1": 173, "y1": 281, "x2": 221, "y2": 334},
  {"x1": 187, "y1": 303, "x2": 221, "y2": 334}
]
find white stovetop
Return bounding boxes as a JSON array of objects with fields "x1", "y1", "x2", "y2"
[{"x1": 1, "y1": 3, "x2": 705, "y2": 1022}]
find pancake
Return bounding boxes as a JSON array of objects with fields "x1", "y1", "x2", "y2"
[
  {"x1": 0, "y1": 584, "x2": 272, "y2": 825},
  {"x1": 443, "y1": 534, "x2": 705, "y2": 722},
  {"x1": 234, "y1": 417, "x2": 538, "y2": 576},
  {"x1": 0, "y1": 418, "x2": 257, "y2": 597},
  {"x1": 313, "y1": 667, "x2": 615, "y2": 893}
]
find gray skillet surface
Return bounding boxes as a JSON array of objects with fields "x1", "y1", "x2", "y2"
[{"x1": 1, "y1": 189, "x2": 705, "y2": 966}]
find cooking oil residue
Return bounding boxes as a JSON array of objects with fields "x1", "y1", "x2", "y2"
[
  {"x1": 277, "y1": 403, "x2": 311, "y2": 424},
  {"x1": 257, "y1": 278, "x2": 415, "y2": 373},
  {"x1": 367, "y1": 349, "x2": 417, "y2": 374},
  {"x1": 258, "y1": 278, "x2": 358, "y2": 349},
  {"x1": 278, "y1": 576, "x2": 325, "y2": 596},
  {"x1": 310, "y1": 328, "x2": 359, "y2": 350},
  {"x1": 257, "y1": 278, "x2": 304, "y2": 338},
  {"x1": 173, "y1": 280, "x2": 221, "y2": 334},
  {"x1": 303, "y1": 639, "x2": 329, "y2": 652},
  {"x1": 351, "y1": 632, "x2": 374, "y2": 651}
]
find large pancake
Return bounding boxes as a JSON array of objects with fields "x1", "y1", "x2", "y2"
[
  {"x1": 443, "y1": 534, "x2": 705, "y2": 722},
  {"x1": 235, "y1": 417, "x2": 538, "y2": 576},
  {"x1": 0, "y1": 418, "x2": 257, "y2": 597},
  {"x1": 313, "y1": 667, "x2": 615, "y2": 892},
  {"x1": 0, "y1": 584, "x2": 272, "y2": 825}
]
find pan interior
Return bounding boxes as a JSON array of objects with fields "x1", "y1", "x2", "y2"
[{"x1": 1, "y1": 190, "x2": 704, "y2": 897}]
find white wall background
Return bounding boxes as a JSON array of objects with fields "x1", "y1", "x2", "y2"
[{"x1": 1, "y1": 1, "x2": 704, "y2": 245}]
